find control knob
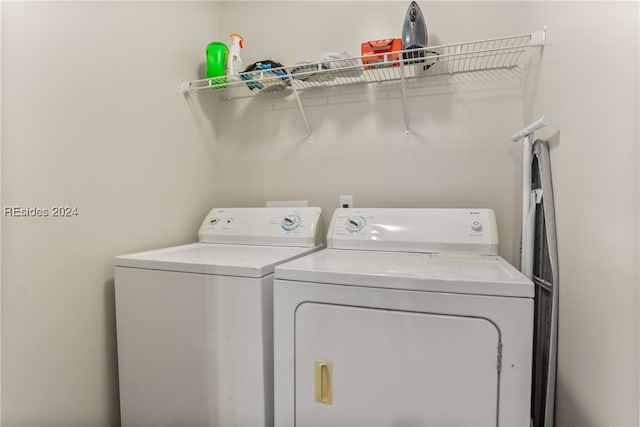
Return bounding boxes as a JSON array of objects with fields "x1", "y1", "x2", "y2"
[
  {"x1": 346, "y1": 216, "x2": 366, "y2": 232},
  {"x1": 281, "y1": 215, "x2": 301, "y2": 231}
]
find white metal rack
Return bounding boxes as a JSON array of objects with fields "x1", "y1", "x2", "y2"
[{"x1": 181, "y1": 29, "x2": 545, "y2": 142}]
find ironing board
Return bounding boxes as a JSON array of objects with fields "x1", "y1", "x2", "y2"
[{"x1": 530, "y1": 139, "x2": 559, "y2": 427}]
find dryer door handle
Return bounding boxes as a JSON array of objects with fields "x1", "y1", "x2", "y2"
[{"x1": 314, "y1": 360, "x2": 333, "y2": 404}]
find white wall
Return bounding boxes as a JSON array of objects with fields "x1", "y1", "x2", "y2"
[
  {"x1": 1, "y1": 1, "x2": 638, "y2": 425},
  {"x1": 204, "y1": 1, "x2": 526, "y2": 264},
  {"x1": 1, "y1": 2, "x2": 221, "y2": 425},
  {"x1": 522, "y1": 2, "x2": 639, "y2": 425},
  {"x1": 0, "y1": 0, "x2": 3, "y2": 422}
]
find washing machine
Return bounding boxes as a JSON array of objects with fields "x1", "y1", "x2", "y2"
[
  {"x1": 114, "y1": 207, "x2": 323, "y2": 427},
  {"x1": 273, "y1": 208, "x2": 534, "y2": 427}
]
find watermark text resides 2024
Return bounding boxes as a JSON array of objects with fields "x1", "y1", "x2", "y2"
[{"x1": 3, "y1": 206, "x2": 79, "y2": 218}]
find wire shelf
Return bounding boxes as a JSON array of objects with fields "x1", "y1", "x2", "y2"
[
  {"x1": 183, "y1": 31, "x2": 544, "y2": 100},
  {"x1": 181, "y1": 29, "x2": 545, "y2": 141}
]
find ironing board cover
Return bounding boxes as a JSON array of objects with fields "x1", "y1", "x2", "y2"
[{"x1": 530, "y1": 139, "x2": 559, "y2": 427}]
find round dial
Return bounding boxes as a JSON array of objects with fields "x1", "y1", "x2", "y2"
[
  {"x1": 346, "y1": 216, "x2": 366, "y2": 232},
  {"x1": 281, "y1": 215, "x2": 301, "y2": 231},
  {"x1": 471, "y1": 221, "x2": 483, "y2": 232}
]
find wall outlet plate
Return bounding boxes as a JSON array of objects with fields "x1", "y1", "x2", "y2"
[{"x1": 339, "y1": 195, "x2": 353, "y2": 209}]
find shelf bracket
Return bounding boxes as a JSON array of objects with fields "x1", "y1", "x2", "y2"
[
  {"x1": 399, "y1": 60, "x2": 411, "y2": 137},
  {"x1": 292, "y1": 89, "x2": 313, "y2": 143},
  {"x1": 530, "y1": 27, "x2": 547, "y2": 47},
  {"x1": 180, "y1": 79, "x2": 190, "y2": 97}
]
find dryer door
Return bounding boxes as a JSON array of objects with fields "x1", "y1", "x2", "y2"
[{"x1": 295, "y1": 303, "x2": 501, "y2": 426}]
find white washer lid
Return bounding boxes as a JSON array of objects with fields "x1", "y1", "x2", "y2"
[
  {"x1": 275, "y1": 249, "x2": 533, "y2": 298},
  {"x1": 115, "y1": 243, "x2": 322, "y2": 278}
]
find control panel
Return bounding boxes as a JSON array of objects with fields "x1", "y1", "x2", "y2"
[
  {"x1": 328, "y1": 208, "x2": 499, "y2": 255},
  {"x1": 198, "y1": 207, "x2": 323, "y2": 247}
]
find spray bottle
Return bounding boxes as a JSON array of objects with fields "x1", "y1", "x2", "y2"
[{"x1": 226, "y1": 33, "x2": 244, "y2": 80}]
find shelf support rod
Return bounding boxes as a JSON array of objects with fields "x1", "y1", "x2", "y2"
[
  {"x1": 292, "y1": 89, "x2": 313, "y2": 143},
  {"x1": 399, "y1": 60, "x2": 411, "y2": 137},
  {"x1": 511, "y1": 115, "x2": 550, "y2": 279}
]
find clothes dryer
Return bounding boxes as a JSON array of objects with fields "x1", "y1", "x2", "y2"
[
  {"x1": 115, "y1": 207, "x2": 323, "y2": 427},
  {"x1": 273, "y1": 208, "x2": 533, "y2": 427}
]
